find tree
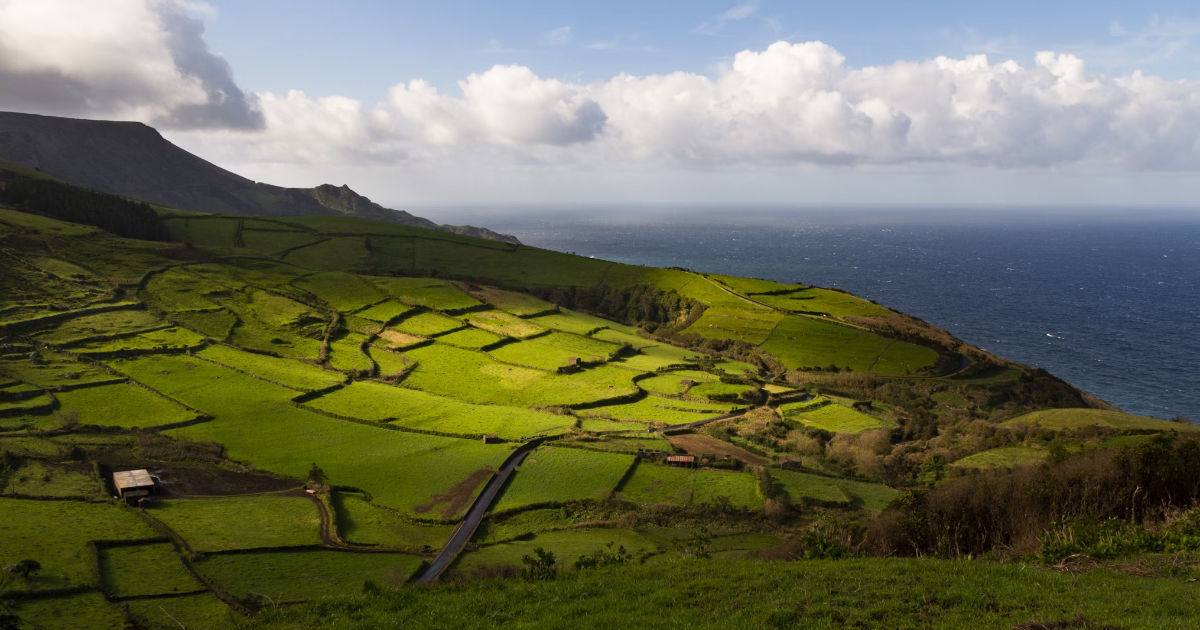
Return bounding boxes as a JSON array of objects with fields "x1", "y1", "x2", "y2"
[
  {"x1": 306, "y1": 463, "x2": 329, "y2": 492},
  {"x1": 6, "y1": 559, "x2": 40, "y2": 578}
]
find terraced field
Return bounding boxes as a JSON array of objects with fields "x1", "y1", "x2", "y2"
[{"x1": 3, "y1": 198, "x2": 1163, "y2": 628}]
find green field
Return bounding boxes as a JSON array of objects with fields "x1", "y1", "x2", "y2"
[
  {"x1": 391, "y1": 311, "x2": 464, "y2": 337},
  {"x1": 457, "y1": 527, "x2": 658, "y2": 574},
  {"x1": 466, "y1": 287, "x2": 555, "y2": 315},
  {"x1": 292, "y1": 271, "x2": 386, "y2": 312},
  {"x1": 124, "y1": 593, "x2": 237, "y2": 629},
  {"x1": 109, "y1": 354, "x2": 510, "y2": 518},
  {"x1": 769, "y1": 468, "x2": 897, "y2": 510},
  {"x1": 619, "y1": 461, "x2": 763, "y2": 509},
  {"x1": 762, "y1": 315, "x2": 939, "y2": 374},
  {"x1": 463, "y1": 310, "x2": 545, "y2": 338},
  {"x1": 148, "y1": 496, "x2": 321, "y2": 551},
  {"x1": 437, "y1": 326, "x2": 504, "y2": 349},
  {"x1": 401, "y1": 343, "x2": 639, "y2": 407},
  {"x1": 194, "y1": 550, "x2": 424, "y2": 603},
  {"x1": 331, "y1": 491, "x2": 454, "y2": 550},
  {"x1": 197, "y1": 344, "x2": 345, "y2": 391},
  {"x1": 2, "y1": 460, "x2": 98, "y2": 497},
  {"x1": 528, "y1": 309, "x2": 622, "y2": 335},
  {"x1": 493, "y1": 446, "x2": 635, "y2": 513},
  {"x1": 490, "y1": 332, "x2": 620, "y2": 370},
  {"x1": 637, "y1": 370, "x2": 719, "y2": 396},
  {"x1": 369, "y1": 276, "x2": 483, "y2": 311},
  {"x1": 684, "y1": 307, "x2": 783, "y2": 344},
  {"x1": 54, "y1": 382, "x2": 197, "y2": 428},
  {"x1": 0, "y1": 498, "x2": 156, "y2": 591},
  {"x1": 306, "y1": 380, "x2": 575, "y2": 439},
  {"x1": 1002, "y1": 408, "x2": 1199, "y2": 433},
  {"x1": 780, "y1": 399, "x2": 884, "y2": 434},
  {"x1": 951, "y1": 446, "x2": 1050, "y2": 469},
  {"x1": 354, "y1": 299, "x2": 414, "y2": 323},
  {"x1": 99, "y1": 542, "x2": 203, "y2": 598},
  {"x1": 0, "y1": 351, "x2": 118, "y2": 388},
  {"x1": 71, "y1": 325, "x2": 207, "y2": 354},
  {"x1": 584, "y1": 397, "x2": 734, "y2": 425},
  {"x1": 5, "y1": 591, "x2": 127, "y2": 629}
]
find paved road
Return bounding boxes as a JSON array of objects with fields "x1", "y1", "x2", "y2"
[{"x1": 413, "y1": 439, "x2": 544, "y2": 584}]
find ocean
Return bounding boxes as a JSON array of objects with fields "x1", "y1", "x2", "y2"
[{"x1": 420, "y1": 206, "x2": 1200, "y2": 421}]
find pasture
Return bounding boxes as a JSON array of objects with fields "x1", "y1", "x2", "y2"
[
  {"x1": 769, "y1": 468, "x2": 897, "y2": 510},
  {"x1": 762, "y1": 315, "x2": 938, "y2": 374},
  {"x1": 99, "y1": 542, "x2": 202, "y2": 598},
  {"x1": 54, "y1": 382, "x2": 197, "y2": 428},
  {"x1": 194, "y1": 550, "x2": 424, "y2": 603},
  {"x1": 463, "y1": 310, "x2": 546, "y2": 338},
  {"x1": 1002, "y1": 408, "x2": 1199, "y2": 433},
  {"x1": 197, "y1": 344, "x2": 344, "y2": 391},
  {"x1": 331, "y1": 491, "x2": 454, "y2": 550},
  {"x1": 584, "y1": 397, "x2": 734, "y2": 426},
  {"x1": 493, "y1": 446, "x2": 635, "y2": 512},
  {"x1": 147, "y1": 496, "x2": 322, "y2": 551},
  {"x1": 780, "y1": 399, "x2": 883, "y2": 434},
  {"x1": 369, "y1": 276, "x2": 483, "y2": 311},
  {"x1": 305, "y1": 380, "x2": 575, "y2": 439},
  {"x1": 110, "y1": 354, "x2": 511, "y2": 518},
  {"x1": 950, "y1": 446, "x2": 1050, "y2": 469},
  {"x1": 619, "y1": 462, "x2": 763, "y2": 509}
]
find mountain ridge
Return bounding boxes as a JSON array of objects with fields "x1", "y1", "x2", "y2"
[{"x1": 0, "y1": 110, "x2": 518, "y2": 244}]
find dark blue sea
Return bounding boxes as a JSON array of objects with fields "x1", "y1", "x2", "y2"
[{"x1": 421, "y1": 206, "x2": 1200, "y2": 421}]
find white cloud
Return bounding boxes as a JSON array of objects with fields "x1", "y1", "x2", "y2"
[
  {"x1": 694, "y1": 1, "x2": 760, "y2": 36},
  {"x1": 542, "y1": 25, "x2": 572, "y2": 47},
  {"x1": 180, "y1": 39, "x2": 1200, "y2": 176},
  {"x1": 0, "y1": 0, "x2": 261, "y2": 129}
]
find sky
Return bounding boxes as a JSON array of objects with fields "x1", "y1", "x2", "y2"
[{"x1": 2, "y1": 0, "x2": 1200, "y2": 210}]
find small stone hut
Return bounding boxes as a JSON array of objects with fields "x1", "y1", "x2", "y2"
[{"x1": 112, "y1": 469, "x2": 155, "y2": 502}]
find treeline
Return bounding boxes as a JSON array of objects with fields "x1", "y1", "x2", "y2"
[
  {"x1": 0, "y1": 175, "x2": 169, "y2": 241},
  {"x1": 532, "y1": 284, "x2": 703, "y2": 330},
  {"x1": 865, "y1": 433, "x2": 1200, "y2": 557}
]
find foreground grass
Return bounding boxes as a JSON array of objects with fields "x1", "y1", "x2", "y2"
[{"x1": 256, "y1": 556, "x2": 1200, "y2": 629}]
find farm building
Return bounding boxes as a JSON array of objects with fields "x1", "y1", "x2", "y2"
[
  {"x1": 112, "y1": 469, "x2": 155, "y2": 502},
  {"x1": 665, "y1": 455, "x2": 696, "y2": 468}
]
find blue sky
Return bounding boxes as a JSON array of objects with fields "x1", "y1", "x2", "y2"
[
  {"x1": 2, "y1": 0, "x2": 1200, "y2": 208},
  {"x1": 202, "y1": 0, "x2": 1200, "y2": 97}
]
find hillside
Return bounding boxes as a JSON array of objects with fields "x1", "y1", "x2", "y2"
[
  {"x1": 2, "y1": 191, "x2": 1197, "y2": 628},
  {"x1": 0, "y1": 111, "x2": 517, "y2": 243}
]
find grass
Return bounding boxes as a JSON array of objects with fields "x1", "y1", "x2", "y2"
[
  {"x1": 638, "y1": 370, "x2": 719, "y2": 396},
  {"x1": 583, "y1": 397, "x2": 734, "y2": 426},
  {"x1": 493, "y1": 446, "x2": 635, "y2": 512},
  {"x1": 761, "y1": 315, "x2": 938, "y2": 374},
  {"x1": 769, "y1": 468, "x2": 897, "y2": 510},
  {"x1": 111, "y1": 354, "x2": 511, "y2": 518},
  {"x1": 401, "y1": 343, "x2": 639, "y2": 407},
  {"x1": 369, "y1": 277, "x2": 483, "y2": 311},
  {"x1": 292, "y1": 271, "x2": 385, "y2": 311},
  {"x1": 6, "y1": 592, "x2": 126, "y2": 629},
  {"x1": 684, "y1": 307, "x2": 783, "y2": 344},
  {"x1": 463, "y1": 311, "x2": 545, "y2": 338},
  {"x1": 367, "y1": 346, "x2": 415, "y2": 376},
  {"x1": 688, "y1": 381, "x2": 754, "y2": 400},
  {"x1": 70, "y1": 326, "x2": 207, "y2": 354},
  {"x1": 305, "y1": 380, "x2": 575, "y2": 439},
  {"x1": 123, "y1": 593, "x2": 237, "y2": 629},
  {"x1": 780, "y1": 399, "x2": 884, "y2": 434},
  {"x1": 437, "y1": 327, "x2": 504, "y2": 349},
  {"x1": 489, "y1": 332, "x2": 620, "y2": 370},
  {"x1": 148, "y1": 496, "x2": 321, "y2": 552},
  {"x1": 951, "y1": 446, "x2": 1049, "y2": 469},
  {"x1": 55, "y1": 383, "x2": 197, "y2": 428},
  {"x1": 456, "y1": 528, "x2": 658, "y2": 574},
  {"x1": 197, "y1": 344, "x2": 344, "y2": 391},
  {"x1": 99, "y1": 542, "x2": 202, "y2": 598},
  {"x1": 0, "y1": 497, "x2": 156, "y2": 592},
  {"x1": 30, "y1": 309, "x2": 165, "y2": 344},
  {"x1": 391, "y1": 312, "x2": 463, "y2": 337},
  {"x1": 528, "y1": 309, "x2": 622, "y2": 335},
  {"x1": 619, "y1": 461, "x2": 763, "y2": 509},
  {"x1": 3, "y1": 460, "x2": 99, "y2": 497},
  {"x1": 466, "y1": 286, "x2": 555, "y2": 315},
  {"x1": 257, "y1": 556, "x2": 1200, "y2": 629},
  {"x1": 327, "y1": 334, "x2": 375, "y2": 373},
  {"x1": 354, "y1": 300, "x2": 414, "y2": 323},
  {"x1": 1002, "y1": 408, "x2": 1199, "y2": 433},
  {"x1": 194, "y1": 550, "x2": 424, "y2": 603},
  {"x1": 611, "y1": 341, "x2": 703, "y2": 372},
  {"x1": 566, "y1": 435, "x2": 674, "y2": 454},
  {"x1": 283, "y1": 236, "x2": 370, "y2": 270},
  {"x1": 331, "y1": 491, "x2": 454, "y2": 550}
]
